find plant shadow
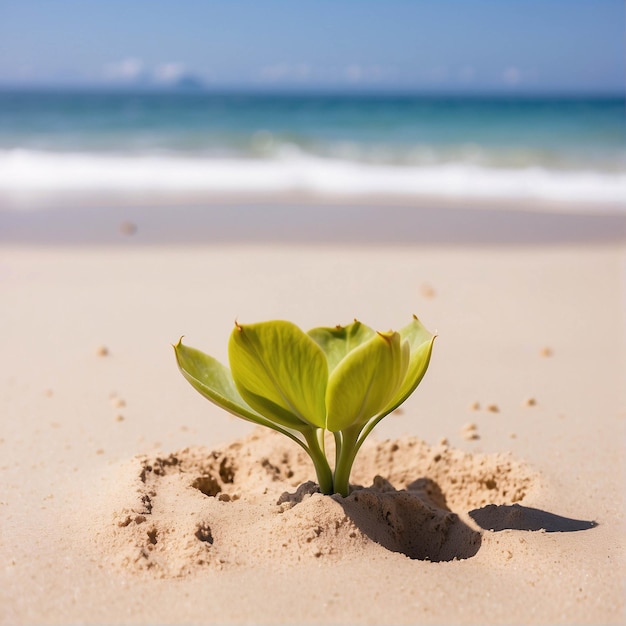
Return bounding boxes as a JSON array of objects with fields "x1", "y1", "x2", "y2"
[
  {"x1": 468, "y1": 503, "x2": 598, "y2": 533},
  {"x1": 334, "y1": 476, "x2": 482, "y2": 562},
  {"x1": 280, "y1": 477, "x2": 599, "y2": 563}
]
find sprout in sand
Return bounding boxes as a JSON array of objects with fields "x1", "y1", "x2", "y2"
[{"x1": 174, "y1": 317, "x2": 435, "y2": 496}]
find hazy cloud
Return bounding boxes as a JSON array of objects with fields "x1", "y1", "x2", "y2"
[
  {"x1": 502, "y1": 66, "x2": 522, "y2": 86},
  {"x1": 258, "y1": 63, "x2": 398, "y2": 86},
  {"x1": 103, "y1": 57, "x2": 145, "y2": 82},
  {"x1": 258, "y1": 63, "x2": 312, "y2": 83},
  {"x1": 153, "y1": 62, "x2": 187, "y2": 84},
  {"x1": 458, "y1": 66, "x2": 476, "y2": 83},
  {"x1": 102, "y1": 59, "x2": 204, "y2": 88},
  {"x1": 427, "y1": 66, "x2": 450, "y2": 83},
  {"x1": 345, "y1": 65, "x2": 363, "y2": 83}
]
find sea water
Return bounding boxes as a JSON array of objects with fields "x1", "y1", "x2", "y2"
[{"x1": 0, "y1": 90, "x2": 624, "y2": 207}]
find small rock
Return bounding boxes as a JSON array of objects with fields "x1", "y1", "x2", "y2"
[
  {"x1": 462, "y1": 423, "x2": 480, "y2": 440},
  {"x1": 524, "y1": 397, "x2": 537, "y2": 407},
  {"x1": 486, "y1": 403, "x2": 499, "y2": 413},
  {"x1": 420, "y1": 283, "x2": 436, "y2": 298},
  {"x1": 119, "y1": 221, "x2": 137, "y2": 236},
  {"x1": 539, "y1": 347, "x2": 553, "y2": 357},
  {"x1": 110, "y1": 396, "x2": 126, "y2": 408},
  {"x1": 96, "y1": 345, "x2": 109, "y2": 357}
]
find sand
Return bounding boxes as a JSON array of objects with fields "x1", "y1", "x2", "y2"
[{"x1": 1, "y1": 199, "x2": 625, "y2": 624}]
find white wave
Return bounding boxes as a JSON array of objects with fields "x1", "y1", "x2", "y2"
[{"x1": 0, "y1": 149, "x2": 625, "y2": 208}]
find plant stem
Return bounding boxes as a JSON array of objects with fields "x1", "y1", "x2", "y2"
[
  {"x1": 333, "y1": 425, "x2": 361, "y2": 497},
  {"x1": 303, "y1": 429, "x2": 334, "y2": 495},
  {"x1": 333, "y1": 431, "x2": 342, "y2": 477}
]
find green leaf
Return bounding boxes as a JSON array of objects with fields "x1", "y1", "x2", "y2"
[
  {"x1": 381, "y1": 316, "x2": 436, "y2": 415},
  {"x1": 307, "y1": 320, "x2": 376, "y2": 373},
  {"x1": 325, "y1": 331, "x2": 409, "y2": 432},
  {"x1": 174, "y1": 339, "x2": 281, "y2": 426},
  {"x1": 174, "y1": 340, "x2": 314, "y2": 444},
  {"x1": 228, "y1": 320, "x2": 328, "y2": 429}
]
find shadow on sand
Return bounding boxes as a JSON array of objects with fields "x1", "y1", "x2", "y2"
[
  {"x1": 469, "y1": 503, "x2": 598, "y2": 533},
  {"x1": 281, "y1": 477, "x2": 598, "y2": 563},
  {"x1": 280, "y1": 477, "x2": 482, "y2": 562},
  {"x1": 336, "y1": 478, "x2": 482, "y2": 562}
]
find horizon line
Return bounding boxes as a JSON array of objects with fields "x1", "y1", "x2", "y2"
[{"x1": 0, "y1": 83, "x2": 624, "y2": 99}]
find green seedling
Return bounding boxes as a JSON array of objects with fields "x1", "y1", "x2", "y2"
[{"x1": 174, "y1": 317, "x2": 435, "y2": 496}]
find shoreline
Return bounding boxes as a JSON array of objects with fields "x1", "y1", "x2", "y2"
[{"x1": 1, "y1": 194, "x2": 625, "y2": 247}]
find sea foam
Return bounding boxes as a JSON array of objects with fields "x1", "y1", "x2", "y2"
[{"x1": 0, "y1": 149, "x2": 624, "y2": 209}]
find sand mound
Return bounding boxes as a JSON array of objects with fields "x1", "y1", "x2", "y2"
[{"x1": 99, "y1": 429, "x2": 537, "y2": 578}]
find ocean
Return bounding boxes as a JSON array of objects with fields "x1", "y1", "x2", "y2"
[{"x1": 0, "y1": 90, "x2": 624, "y2": 207}]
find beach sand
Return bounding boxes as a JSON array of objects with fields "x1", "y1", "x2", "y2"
[{"x1": 1, "y1": 198, "x2": 625, "y2": 624}]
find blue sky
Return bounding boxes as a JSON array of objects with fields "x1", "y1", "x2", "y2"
[{"x1": 0, "y1": 0, "x2": 623, "y2": 94}]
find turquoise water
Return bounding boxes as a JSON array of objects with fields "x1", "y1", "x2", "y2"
[{"x1": 0, "y1": 90, "x2": 624, "y2": 204}]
